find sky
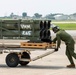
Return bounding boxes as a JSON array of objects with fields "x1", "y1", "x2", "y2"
[{"x1": 0, "y1": 0, "x2": 76, "y2": 17}]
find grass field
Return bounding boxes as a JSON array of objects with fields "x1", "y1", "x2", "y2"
[{"x1": 52, "y1": 23, "x2": 76, "y2": 30}]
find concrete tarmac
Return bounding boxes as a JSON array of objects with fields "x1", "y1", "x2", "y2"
[{"x1": 0, "y1": 44, "x2": 76, "y2": 75}]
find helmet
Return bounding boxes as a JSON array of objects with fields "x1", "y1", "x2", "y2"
[{"x1": 52, "y1": 26, "x2": 60, "y2": 33}]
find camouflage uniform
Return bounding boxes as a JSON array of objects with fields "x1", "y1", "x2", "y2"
[{"x1": 53, "y1": 29, "x2": 76, "y2": 64}]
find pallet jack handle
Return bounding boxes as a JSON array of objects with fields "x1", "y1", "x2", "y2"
[{"x1": 31, "y1": 50, "x2": 55, "y2": 61}]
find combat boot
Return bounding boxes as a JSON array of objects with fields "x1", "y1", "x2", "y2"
[{"x1": 66, "y1": 64, "x2": 75, "y2": 68}]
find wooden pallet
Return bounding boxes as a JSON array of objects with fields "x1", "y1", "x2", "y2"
[{"x1": 20, "y1": 42, "x2": 56, "y2": 49}]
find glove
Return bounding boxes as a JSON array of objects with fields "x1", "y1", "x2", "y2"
[{"x1": 55, "y1": 48, "x2": 58, "y2": 52}]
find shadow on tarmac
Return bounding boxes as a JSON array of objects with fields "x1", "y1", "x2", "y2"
[
  {"x1": 21, "y1": 65, "x2": 65, "y2": 70},
  {"x1": 0, "y1": 64, "x2": 66, "y2": 70}
]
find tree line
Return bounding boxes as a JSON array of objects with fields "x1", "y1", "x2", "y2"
[{"x1": 1, "y1": 12, "x2": 76, "y2": 20}]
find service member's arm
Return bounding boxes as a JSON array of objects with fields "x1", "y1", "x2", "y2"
[{"x1": 56, "y1": 34, "x2": 61, "y2": 48}]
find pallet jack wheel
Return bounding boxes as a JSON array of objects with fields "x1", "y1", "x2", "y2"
[
  {"x1": 19, "y1": 52, "x2": 30, "y2": 66},
  {"x1": 6, "y1": 53, "x2": 19, "y2": 67}
]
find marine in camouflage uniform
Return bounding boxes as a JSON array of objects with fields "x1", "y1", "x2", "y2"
[{"x1": 52, "y1": 26, "x2": 76, "y2": 68}]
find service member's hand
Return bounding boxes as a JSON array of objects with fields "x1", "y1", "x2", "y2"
[{"x1": 55, "y1": 48, "x2": 58, "y2": 52}]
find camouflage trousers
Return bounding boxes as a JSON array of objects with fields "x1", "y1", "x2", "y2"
[{"x1": 66, "y1": 42, "x2": 76, "y2": 64}]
